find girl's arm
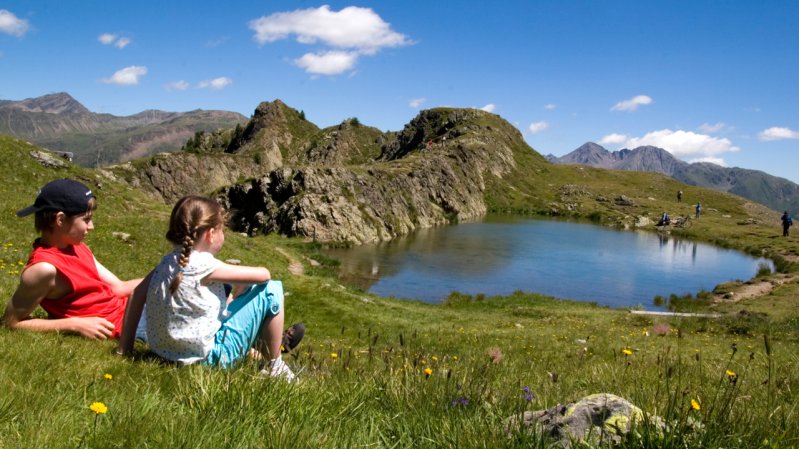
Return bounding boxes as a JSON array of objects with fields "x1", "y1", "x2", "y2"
[
  {"x1": 117, "y1": 270, "x2": 153, "y2": 355},
  {"x1": 204, "y1": 262, "x2": 270, "y2": 285},
  {"x1": 95, "y1": 257, "x2": 142, "y2": 297}
]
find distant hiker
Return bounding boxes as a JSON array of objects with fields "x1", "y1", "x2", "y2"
[
  {"x1": 426, "y1": 138, "x2": 433, "y2": 150},
  {"x1": 656, "y1": 211, "x2": 671, "y2": 226},
  {"x1": 677, "y1": 190, "x2": 683, "y2": 202},
  {"x1": 781, "y1": 211, "x2": 793, "y2": 237},
  {"x1": 3, "y1": 179, "x2": 146, "y2": 340},
  {"x1": 695, "y1": 202, "x2": 702, "y2": 218},
  {"x1": 118, "y1": 196, "x2": 302, "y2": 382}
]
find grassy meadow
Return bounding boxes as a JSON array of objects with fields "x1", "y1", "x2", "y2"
[{"x1": 1, "y1": 135, "x2": 798, "y2": 448}]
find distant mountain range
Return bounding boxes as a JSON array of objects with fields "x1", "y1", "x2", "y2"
[
  {"x1": 0, "y1": 93, "x2": 247, "y2": 166},
  {"x1": 548, "y1": 142, "x2": 799, "y2": 213}
]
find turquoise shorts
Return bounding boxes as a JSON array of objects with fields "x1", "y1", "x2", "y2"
[{"x1": 203, "y1": 280, "x2": 283, "y2": 369}]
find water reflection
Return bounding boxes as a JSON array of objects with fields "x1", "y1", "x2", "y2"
[{"x1": 325, "y1": 216, "x2": 772, "y2": 310}]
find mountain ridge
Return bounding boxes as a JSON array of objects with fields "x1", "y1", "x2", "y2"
[
  {"x1": 0, "y1": 92, "x2": 247, "y2": 166},
  {"x1": 551, "y1": 142, "x2": 799, "y2": 214}
]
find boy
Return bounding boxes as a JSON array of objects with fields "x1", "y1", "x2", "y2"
[{"x1": 3, "y1": 179, "x2": 142, "y2": 339}]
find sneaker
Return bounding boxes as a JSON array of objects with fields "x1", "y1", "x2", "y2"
[
  {"x1": 260, "y1": 358, "x2": 296, "y2": 383},
  {"x1": 281, "y1": 323, "x2": 305, "y2": 353}
]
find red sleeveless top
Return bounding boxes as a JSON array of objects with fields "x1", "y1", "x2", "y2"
[{"x1": 26, "y1": 240, "x2": 127, "y2": 338}]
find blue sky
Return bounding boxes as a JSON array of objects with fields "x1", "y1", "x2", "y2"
[{"x1": 1, "y1": 1, "x2": 797, "y2": 182}]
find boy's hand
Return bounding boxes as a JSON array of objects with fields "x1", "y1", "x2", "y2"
[{"x1": 69, "y1": 316, "x2": 115, "y2": 340}]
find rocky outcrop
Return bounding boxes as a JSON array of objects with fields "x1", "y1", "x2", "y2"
[
  {"x1": 108, "y1": 100, "x2": 316, "y2": 202},
  {"x1": 110, "y1": 152, "x2": 270, "y2": 202},
  {"x1": 221, "y1": 108, "x2": 523, "y2": 244},
  {"x1": 111, "y1": 103, "x2": 539, "y2": 243},
  {"x1": 505, "y1": 393, "x2": 647, "y2": 448},
  {"x1": 292, "y1": 119, "x2": 386, "y2": 166}
]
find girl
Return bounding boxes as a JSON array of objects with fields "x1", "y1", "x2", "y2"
[{"x1": 119, "y1": 196, "x2": 297, "y2": 381}]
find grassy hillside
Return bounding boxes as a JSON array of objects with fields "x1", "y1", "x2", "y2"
[{"x1": 1, "y1": 136, "x2": 798, "y2": 448}]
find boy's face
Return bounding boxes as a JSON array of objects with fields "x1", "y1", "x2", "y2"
[{"x1": 58, "y1": 211, "x2": 94, "y2": 245}]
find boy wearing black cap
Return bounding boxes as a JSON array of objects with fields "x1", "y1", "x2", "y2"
[{"x1": 3, "y1": 179, "x2": 143, "y2": 340}]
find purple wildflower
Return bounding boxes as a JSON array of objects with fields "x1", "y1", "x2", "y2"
[
  {"x1": 522, "y1": 386, "x2": 534, "y2": 401},
  {"x1": 450, "y1": 396, "x2": 469, "y2": 407}
]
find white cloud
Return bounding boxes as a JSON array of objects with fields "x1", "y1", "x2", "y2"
[
  {"x1": 599, "y1": 133, "x2": 629, "y2": 145},
  {"x1": 607, "y1": 129, "x2": 739, "y2": 162},
  {"x1": 250, "y1": 5, "x2": 411, "y2": 75},
  {"x1": 101, "y1": 66, "x2": 147, "y2": 85},
  {"x1": 165, "y1": 80, "x2": 189, "y2": 92},
  {"x1": 98, "y1": 33, "x2": 117, "y2": 44},
  {"x1": 688, "y1": 156, "x2": 727, "y2": 166},
  {"x1": 198, "y1": 77, "x2": 233, "y2": 90},
  {"x1": 480, "y1": 104, "x2": 496, "y2": 113},
  {"x1": 544, "y1": 103, "x2": 557, "y2": 110},
  {"x1": 611, "y1": 95, "x2": 652, "y2": 112},
  {"x1": 528, "y1": 121, "x2": 549, "y2": 134},
  {"x1": 759, "y1": 127, "x2": 799, "y2": 141},
  {"x1": 250, "y1": 5, "x2": 410, "y2": 50},
  {"x1": 697, "y1": 122, "x2": 728, "y2": 134},
  {"x1": 409, "y1": 98, "x2": 426, "y2": 108},
  {"x1": 294, "y1": 51, "x2": 358, "y2": 75},
  {"x1": 0, "y1": 9, "x2": 29, "y2": 37},
  {"x1": 99, "y1": 33, "x2": 131, "y2": 49}
]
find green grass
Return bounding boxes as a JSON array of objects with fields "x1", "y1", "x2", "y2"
[{"x1": 1, "y1": 135, "x2": 798, "y2": 447}]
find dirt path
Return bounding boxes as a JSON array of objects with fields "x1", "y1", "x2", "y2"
[
  {"x1": 712, "y1": 274, "x2": 799, "y2": 304},
  {"x1": 274, "y1": 246, "x2": 305, "y2": 276}
]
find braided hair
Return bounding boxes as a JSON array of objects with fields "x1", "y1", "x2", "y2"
[{"x1": 166, "y1": 196, "x2": 225, "y2": 294}]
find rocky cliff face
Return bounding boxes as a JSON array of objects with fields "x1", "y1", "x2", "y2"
[
  {"x1": 112, "y1": 102, "x2": 535, "y2": 244},
  {"x1": 108, "y1": 152, "x2": 270, "y2": 202},
  {"x1": 218, "y1": 108, "x2": 523, "y2": 244}
]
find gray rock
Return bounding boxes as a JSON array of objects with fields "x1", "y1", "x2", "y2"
[
  {"x1": 614, "y1": 195, "x2": 636, "y2": 206},
  {"x1": 505, "y1": 393, "x2": 645, "y2": 448},
  {"x1": 29, "y1": 150, "x2": 68, "y2": 169}
]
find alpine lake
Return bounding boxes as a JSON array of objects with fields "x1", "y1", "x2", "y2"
[{"x1": 324, "y1": 215, "x2": 773, "y2": 310}]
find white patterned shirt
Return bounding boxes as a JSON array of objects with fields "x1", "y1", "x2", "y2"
[{"x1": 145, "y1": 249, "x2": 226, "y2": 364}]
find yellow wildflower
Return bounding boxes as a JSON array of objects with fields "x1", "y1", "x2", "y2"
[
  {"x1": 89, "y1": 402, "x2": 108, "y2": 414},
  {"x1": 103, "y1": 373, "x2": 113, "y2": 380},
  {"x1": 423, "y1": 368, "x2": 433, "y2": 376},
  {"x1": 622, "y1": 349, "x2": 633, "y2": 356},
  {"x1": 725, "y1": 369, "x2": 736, "y2": 377},
  {"x1": 431, "y1": 356, "x2": 438, "y2": 362},
  {"x1": 330, "y1": 352, "x2": 338, "y2": 359},
  {"x1": 690, "y1": 399, "x2": 701, "y2": 411}
]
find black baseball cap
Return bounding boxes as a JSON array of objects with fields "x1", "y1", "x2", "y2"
[{"x1": 16, "y1": 179, "x2": 95, "y2": 217}]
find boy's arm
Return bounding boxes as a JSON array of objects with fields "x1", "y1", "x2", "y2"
[
  {"x1": 3, "y1": 263, "x2": 115, "y2": 339},
  {"x1": 117, "y1": 270, "x2": 153, "y2": 355},
  {"x1": 94, "y1": 257, "x2": 142, "y2": 297}
]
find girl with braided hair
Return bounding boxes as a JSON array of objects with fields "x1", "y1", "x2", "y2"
[{"x1": 119, "y1": 196, "x2": 298, "y2": 381}]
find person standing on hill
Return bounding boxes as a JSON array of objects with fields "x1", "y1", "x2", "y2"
[
  {"x1": 695, "y1": 202, "x2": 702, "y2": 218},
  {"x1": 781, "y1": 211, "x2": 793, "y2": 237},
  {"x1": 677, "y1": 190, "x2": 683, "y2": 202},
  {"x1": 3, "y1": 179, "x2": 146, "y2": 340}
]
